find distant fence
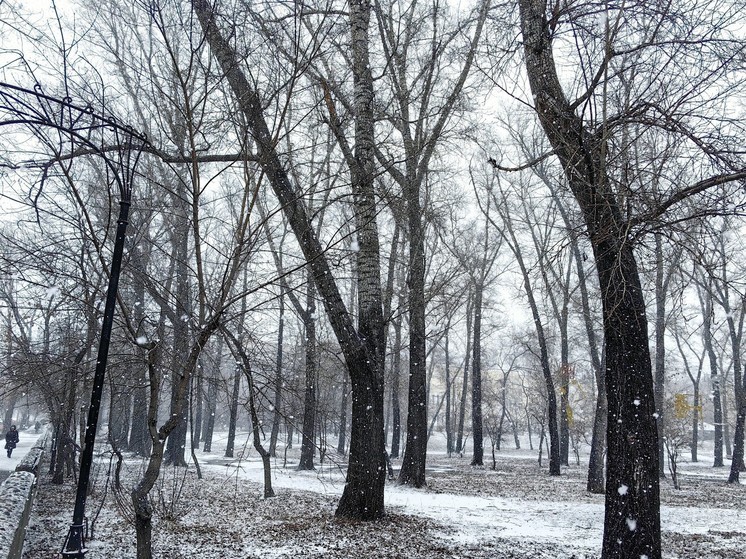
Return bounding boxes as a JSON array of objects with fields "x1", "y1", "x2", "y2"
[{"x1": 0, "y1": 432, "x2": 48, "y2": 559}]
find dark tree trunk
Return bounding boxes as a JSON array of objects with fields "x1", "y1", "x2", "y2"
[
  {"x1": 723, "y1": 292, "x2": 746, "y2": 481},
  {"x1": 691, "y1": 382, "x2": 699, "y2": 462},
  {"x1": 552, "y1": 193, "x2": 606, "y2": 492},
  {"x1": 398, "y1": 184, "x2": 427, "y2": 485},
  {"x1": 201, "y1": 369, "x2": 217, "y2": 453},
  {"x1": 202, "y1": 341, "x2": 221, "y2": 452},
  {"x1": 518, "y1": 2, "x2": 660, "y2": 556},
  {"x1": 456, "y1": 290, "x2": 473, "y2": 454},
  {"x1": 299, "y1": 277, "x2": 318, "y2": 470},
  {"x1": 337, "y1": 375, "x2": 348, "y2": 455},
  {"x1": 471, "y1": 282, "x2": 484, "y2": 466},
  {"x1": 129, "y1": 381, "x2": 150, "y2": 456},
  {"x1": 445, "y1": 327, "x2": 454, "y2": 456},
  {"x1": 269, "y1": 289, "x2": 285, "y2": 457},
  {"x1": 390, "y1": 301, "x2": 403, "y2": 458},
  {"x1": 224, "y1": 364, "x2": 241, "y2": 459},
  {"x1": 654, "y1": 234, "x2": 666, "y2": 477},
  {"x1": 164, "y1": 221, "x2": 191, "y2": 467},
  {"x1": 498, "y1": 201, "x2": 561, "y2": 475},
  {"x1": 588, "y1": 348, "x2": 608, "y2": 494},
  {"x1": 700, "y1": 287, "x2": 724, "y2": 467},
  {"x1": 559, "y1": 365, "x2": 570, "y2": 467},
  {"x1": 559, "y1": 263, "x2": 571, "y2": 467},
  {"x1": 128, "y1": 225, "x2": 150, "y2": 457},
  {"x1": 729, "y1": 402, "x2": 746, "y2": 483},
  {"x1": 193, "y1": 361, "x2": 203, "y2": 447},
  {"x1": 132, "y1": 483, "x2": 154, "y2": 559}
]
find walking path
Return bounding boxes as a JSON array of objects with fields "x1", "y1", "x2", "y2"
[{"x1": 0, "y1": 430, "x2": 42, "y2": 483}]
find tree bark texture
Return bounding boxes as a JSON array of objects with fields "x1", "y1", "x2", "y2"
[{"x1": 518, "y1": 1, "x2": 660, "y2": 556}]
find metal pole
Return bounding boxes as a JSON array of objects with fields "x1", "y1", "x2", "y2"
[{"x1": 62, "y1": 199, "x2": 131, "y2": 557}]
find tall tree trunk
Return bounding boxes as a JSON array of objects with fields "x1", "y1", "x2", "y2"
[
  {"x1": 456, "y1": 290, "x2": 473, "y2": 454},
  {"x1": 551, "y1": 193, "x2": 606, "y2": 492},
  {"x1": 193, "y1": 361, "x2": 203, "y2": 447},
  {"x1": 497, "y1": 199, "x2": 561, "y2": 475},
  {"x1": 700, "y1": 286, "x2": 724, "y2": 467},
  {"x1": 269, "y1": 289, "x2": 285, "y2": 457},
  {"x1": 445, "y1": 326, "x2": 454, "y2": 456},
  {"x1": 398, "y1": 194, "x2": 427, "y2": 485},
  {"x1": 224, "y1": 363, "x2": 241, "y2": 459},
  {"x1": 559, "y1": 365, "x2": 570, "y2": 467},
  {"x1": 588, "y1": 346, "x2": 608, "y2": 494},
  {"x1": 518, "y1": 2, "x2": 660, "y2": 555},
  {"x1": 299, "y1": 277, "x2": 318, "y2": 470},
  {"x1": 202, "y1": 340, "x2": 221, "y2": 453},
  {"x1": 654, "y1": 234, "x2": 666, "y2": 477},
  {"x1": 691, "y1": 382, "x2": 700, "y2": 462},
  {"x1": 471, "y1": 281, "x2": 484, "y2": 466},
  {"x1": 165, "y1": 214, "x2": 191, "y2": 467},
  {"x1": 390, "y1": 296, "x2": 403, "y2": 458}
]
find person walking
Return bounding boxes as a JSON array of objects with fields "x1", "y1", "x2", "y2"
[{"x1": 5, "y1": 425, "x2": 19, "y2": 458}]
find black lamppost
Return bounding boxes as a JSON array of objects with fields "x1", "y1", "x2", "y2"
[
  {"x1": 0, "y1": 82, "x2": 146, "y2": 558},
  {"x1": 61, "y1": 193, "x2": 134, "y2": 557}
]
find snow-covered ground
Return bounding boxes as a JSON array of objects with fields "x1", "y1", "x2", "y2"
[{"x1": 20, "y1": 431, "x2": 746, "y2": 558}]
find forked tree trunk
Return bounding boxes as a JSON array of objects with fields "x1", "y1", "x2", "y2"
[{"x1": 192, "y1": 0, "x2": 387, "y2": 519}]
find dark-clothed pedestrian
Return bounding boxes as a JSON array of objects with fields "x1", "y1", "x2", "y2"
[{"x1": 5, "y1": 425, "x2": 19, "y2": 458}]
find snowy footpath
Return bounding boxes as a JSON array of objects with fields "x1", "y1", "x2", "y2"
[{"x1": 0, "y1": 431, "x2": 42, "y2": 483}]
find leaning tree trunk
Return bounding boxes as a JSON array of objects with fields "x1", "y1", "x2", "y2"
[
  {"x1": 499, "y1": 200, "x2": 561, "y2": 475},
  {"x1": 551, "y1": 188, "x2": 606, "y2": 491},
  {"x1": 518, "y1": 2, "x2": 660, "y2": 556},
  {"x1": 192, "y1": 0, "x2": 387, "y2": 519}
]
